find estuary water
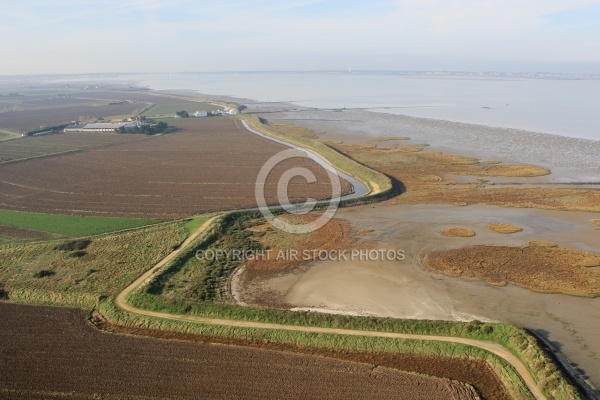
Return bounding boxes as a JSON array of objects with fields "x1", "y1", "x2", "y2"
[{"x1": 112, "y1": 72, "x2": 600, "y2": 141}]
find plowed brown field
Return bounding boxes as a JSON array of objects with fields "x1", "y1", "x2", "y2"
[
  {"x1": 0, "y1": 131, "x2": 145, "y2": 162},
  {"x1": 0, "y1": 101, "x2": 142, "y2": 132},
  {"x1": 0, "y1": 118, "x2": 351, "y2": 218},
  {"x1": 0, "y1": 302, "x2": 479, "y2": 400}
]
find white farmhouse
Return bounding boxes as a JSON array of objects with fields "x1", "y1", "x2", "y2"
[{"x1": 194, "y1": 110, "x2": 208, "y2": 117}]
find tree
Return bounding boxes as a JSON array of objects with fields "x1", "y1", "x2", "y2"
[{"x1": 176, "y1": 110, "x2": 189, "y2": 118}]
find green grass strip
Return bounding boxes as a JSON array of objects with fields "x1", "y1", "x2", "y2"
[
  {"x1": 0, "y1": 209, "x2": 159, "y2": 236},
  {"x1": 183, "y1": 214, "x2": 212, "y2": 235}
]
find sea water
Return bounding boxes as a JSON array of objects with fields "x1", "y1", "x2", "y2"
[{"x1": 111, "y1": 72, "x2": 600, "y2": 141}]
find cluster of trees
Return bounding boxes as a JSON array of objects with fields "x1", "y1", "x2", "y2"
[
  {"x1": 27, "y1": 123, "x2": 71, "y2": 136},
  {"x1": 176, "y1": 110, "x2": 190, "y2": 118},
  {"x1": 117, "y1": 121, "x2": 168, "y2": 135}
]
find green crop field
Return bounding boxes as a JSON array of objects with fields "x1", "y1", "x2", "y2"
[{"x1": 0, "y1": 209, "x2": 159, "y2": 237}]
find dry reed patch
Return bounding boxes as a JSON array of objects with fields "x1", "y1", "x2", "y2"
[
  {"x1": 592, "y1": 219, "x2": 600, "y2": 226},
  {"x1": 328, "y1": 142, "x2": 600, "y2": 212},
  {"x1": 487, "y1": 223, "x2": 523, "y2": 234},
  {"x1": 440, "y1": 228, "x2": 476, "y2": 238},
  {"x1": 480, "y1": 160, "x2": 502, "y2": 165},
  {"x1": 247, "y1": 215, "x2": 356, "y2": 271},
  {"x1": 334, "y1": 142, "x2": 549, "y2": 188},
  {"x1": 476, "y1": 164, "x2": 550, "y2": 177},
  {"x1": 527, "y1": 241, "x2": 557, "y2": 247},
  {"x1": 426, "y1": 245, "x2": 600, "y2": 297},
  {"x1": 391, "y1": 184, "x2": 600, "y2": 213},
  {"x1": 371, "y1": 136, "x2": 411, "y2": 142},
  {"x1": 269, "y1": 121, "x2": 320, "y2": 139}
]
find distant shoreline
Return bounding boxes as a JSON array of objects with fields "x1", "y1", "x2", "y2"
[{"x1": 17, "y1": 72, "x2": 600, "y2": 141}]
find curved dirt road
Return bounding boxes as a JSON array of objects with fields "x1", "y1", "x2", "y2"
[{"x1": 116, "y1": 216, "x2": 546, "y2": 400}]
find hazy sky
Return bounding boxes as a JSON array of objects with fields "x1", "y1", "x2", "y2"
[{"x1": 2, "y1": 0, "x2": 599, "y2": 74}]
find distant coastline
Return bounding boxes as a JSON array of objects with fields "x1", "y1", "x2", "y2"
[{"x1": 31, "y1": 71, "x2": 599, "y2": 141}]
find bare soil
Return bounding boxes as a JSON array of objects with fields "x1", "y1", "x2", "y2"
[
  {"x1": 0, "y1": 302, "x2": 479, "y2": 400},
  {"x1": 0, "y1": 225, "x2": 52, "y2": 241},
  {"x1": 0, "y1": 118, "x2": 351, "y2": 218},
  {"x1": 97, "y1": 316, "x2": 515, "y2": 400},
  {"x1": 0, "y1": 131, "x2": 144, "y2": 163}
]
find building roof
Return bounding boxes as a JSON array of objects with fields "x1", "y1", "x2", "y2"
[{"x1": 83, "y1": 122, "x2": 138, "y2": 129}]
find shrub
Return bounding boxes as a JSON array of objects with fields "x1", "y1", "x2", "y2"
[
  {"x1": 0, "y1": 285, "x2": 8, "y2": 300},
  {"x1": 33, "y1": 270, "x2": 56, "y2": 278},
  {"x1": 54, "y1": 239, "x2": 91, "y2": 252}
]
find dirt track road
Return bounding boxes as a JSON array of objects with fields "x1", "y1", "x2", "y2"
[{"x1": 115, "y1": 216, "x2": 546, "y2": 400}]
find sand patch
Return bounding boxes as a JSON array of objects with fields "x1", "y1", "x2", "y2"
[
  {"x1": 487, "y1": 223, "x2": 523, "y2": 234},
  {"x1": 592, "y1": 219, "x2": 600, "y2": 226},
  {"x1": 425, "y1": 244, "x2": 600, "y2": 297},
  {"x1": 440, "y1": 228, "x2": 476, "y2": 238}
]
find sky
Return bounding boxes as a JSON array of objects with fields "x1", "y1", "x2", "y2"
[{"x1": 1, "y1": 0, "x2": 599, "y2": 75}]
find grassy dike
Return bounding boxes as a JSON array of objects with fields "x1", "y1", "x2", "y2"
[
  {"x1": 117, "y1": 213, "x2": 579, "y2": 400},
  {"x1": 241, "y1": 115, "x2": 401, "y2": 204}
]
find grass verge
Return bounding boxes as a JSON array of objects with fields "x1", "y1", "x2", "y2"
[
  {"x1": 0, "y1": 221, "x2": 188, "y2": 309},
  {"x1": 183, "y1": 214, "x2": 213, "y2": 235}
]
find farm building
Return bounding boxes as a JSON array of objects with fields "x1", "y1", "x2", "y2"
[
  {"x1": 64, "y1": 122, "x2": 140, "y2": 132},
  {"x1": 194, "y1": 110, "x2": 208, "y2": 117}
]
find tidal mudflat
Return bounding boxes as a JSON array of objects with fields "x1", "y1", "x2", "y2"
[{"x1": 236, "y1": 104, "x2": 600, "y2": 388}]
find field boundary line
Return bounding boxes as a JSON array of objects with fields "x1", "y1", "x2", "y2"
[
  {"x1": 115, "y1": 215, "x2": 545, "y2": 400},
  {"x1": 0, "y1": 149, "x2": 84, "y2": 165}
]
